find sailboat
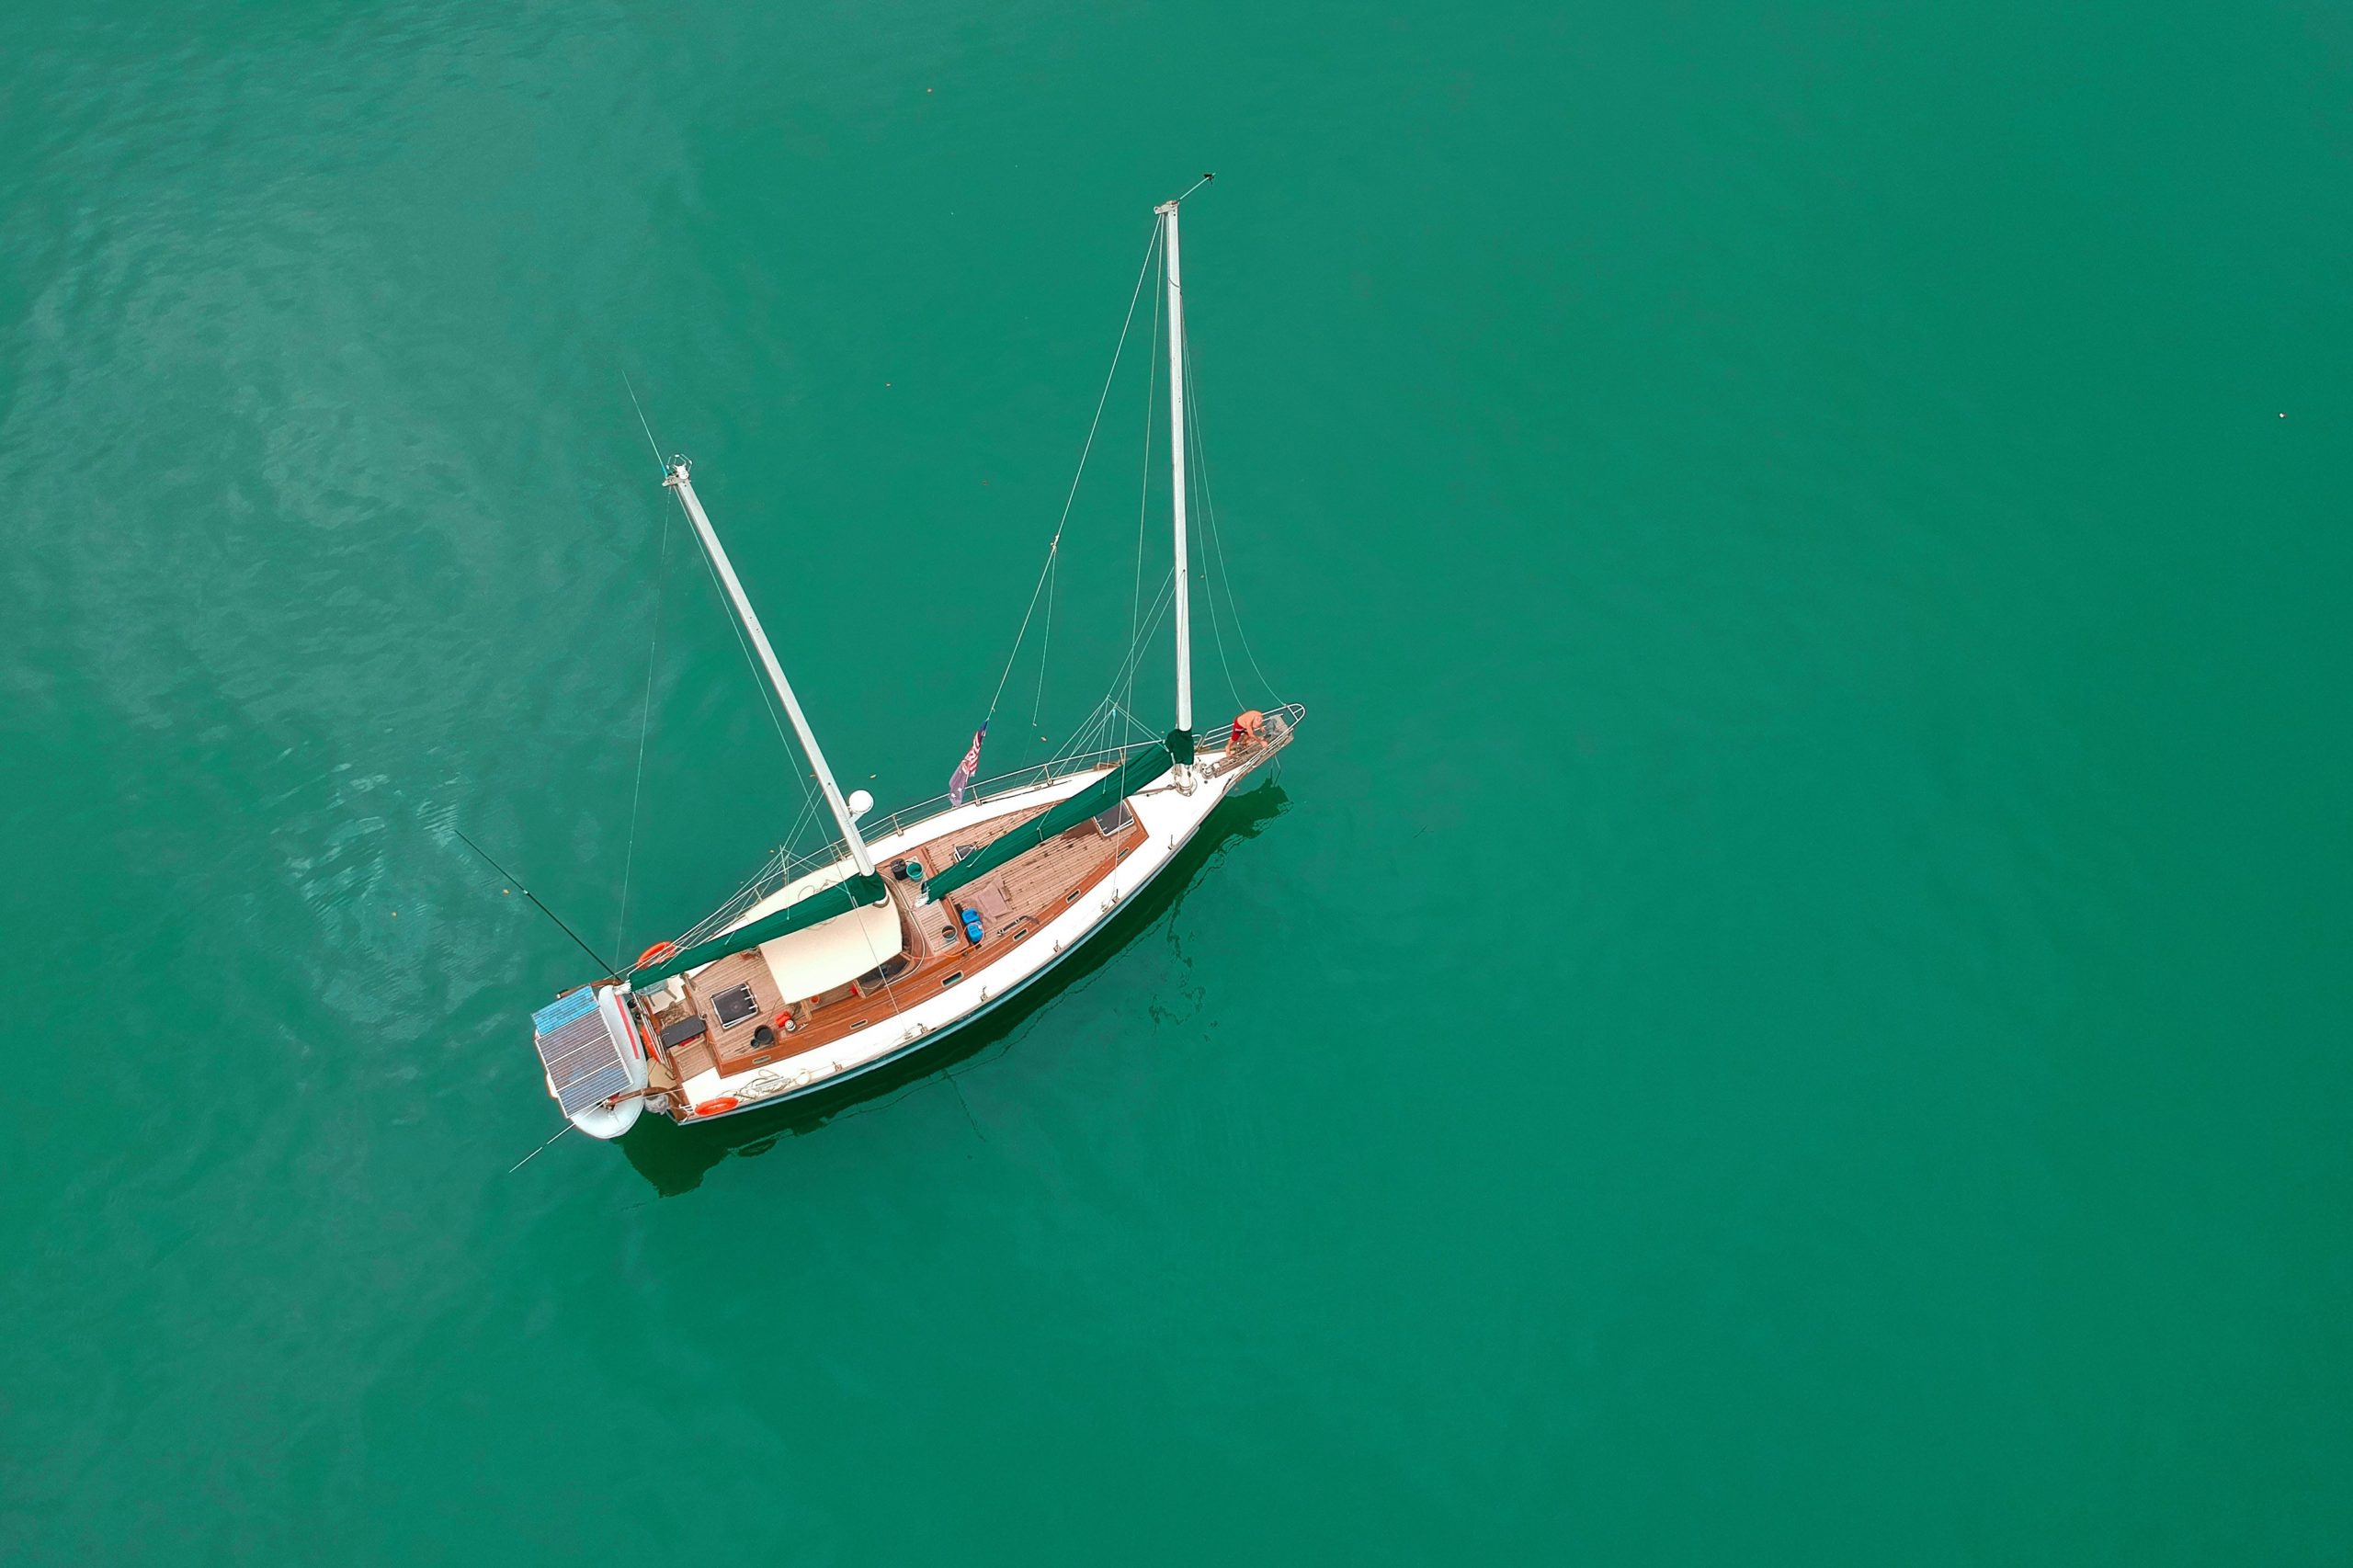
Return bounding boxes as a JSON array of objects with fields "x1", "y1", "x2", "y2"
[{"x1": 528, "y1": 186, "x2": 1302, "y2": 1138}]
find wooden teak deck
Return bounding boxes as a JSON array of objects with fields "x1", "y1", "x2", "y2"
[{"x1": 637, "y1": 797, "x2": 1145, "y2": 1088}]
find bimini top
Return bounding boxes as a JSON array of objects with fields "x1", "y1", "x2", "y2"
[
  {"x1": 630, "y1": 862, "x2": 903, "y2": 1006},
  {"x1": 756, "y1": 891, "x2": 903, "y2": 1004},
  {"x1": 631, "y1": 868, "x2": 892, "y2": 990}
]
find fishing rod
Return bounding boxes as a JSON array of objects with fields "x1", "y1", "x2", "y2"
[{"x1": 452, "y1": 828, "x2": 620, "y2": 978}]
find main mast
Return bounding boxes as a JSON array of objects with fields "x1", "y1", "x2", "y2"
[
  {"x1": 1156, "y1": 194, "x2": 1197, "y2": 790},
  {"x1": 665, "y1": 460, "x2": 878, "y2": 877}
]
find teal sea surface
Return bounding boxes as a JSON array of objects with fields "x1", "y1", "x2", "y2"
[{"x1": 4, "y1": 3, "x2": 2348, "y2": 1562}]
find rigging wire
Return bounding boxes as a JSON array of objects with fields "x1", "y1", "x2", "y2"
[
  {"x1": 671, "y1": 780, "x2": 827, "y2": 949},
  {"x1": 1049, "y1": 693, "x2": 1156, "y2": 772},
  {"x1": 623, "y1": 372, "x2": 667, "y2": 476},
  {"x1": 1028, "y1": 540, "x2": 1057, "y2": 731},
  {"x1": 676, "y1": 832, "x2": 800, "y2": 948},
  {"x1": 779, "y1": 789, "x2": 822, "y2": 867},
  {"x1": 1125, "y1": 241, "x2": 1164, "y2": 727},
  {"x1": 612, "y1": 376, "x2": 835, "y2": 944},
  {"x1": 626, "y1": 377, "x2": 837, "y2": 879},
  {"x1": 1075, "y1": 567, "x2": 1177, "y2": 754},
  {"x1": 613, "y1": 500, "x2": 676, "y2": 958},
  {"x1": 684, "y1": 504, "x2": 823, "y2": 827},
  {"x1": 1091, "y1": 562, "x2": 1177, "y2": 733},
  {"x1": 1179, "y1": 339, "x2": 1244, "y2": 714},
  {"x1": 984, "y1": 222, "x2": 1164, "y2": 725},
  {"x1": 1180, "y1": 331, "x2": 1281, "y2": 705}
]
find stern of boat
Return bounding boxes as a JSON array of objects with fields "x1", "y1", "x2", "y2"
[{"x1": 530, "y1": 985, "x2": 650, "y2": 1140}]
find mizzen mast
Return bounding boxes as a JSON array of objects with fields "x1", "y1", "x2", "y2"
[{"x1": 664, "y1": 460, "x2": 879, "y2": 877}]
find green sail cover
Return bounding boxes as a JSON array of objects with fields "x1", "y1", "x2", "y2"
[
  {"x1": 630, "y1": 871, "x2": 890, "y2": 990},
  {"x1": 923, "y1": 743, "x2": 1172, "y2": 904}
]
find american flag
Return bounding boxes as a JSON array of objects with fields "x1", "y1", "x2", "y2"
[{"x1": 948, "y1": 722, "x2": 988, "y2": 805}]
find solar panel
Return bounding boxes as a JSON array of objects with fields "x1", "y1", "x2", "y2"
[{"x1": 531, "y1": 989, "x2": 636, "y2": 1117}]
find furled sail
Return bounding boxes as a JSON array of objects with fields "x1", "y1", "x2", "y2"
[
  {"x1": 630, "y1": 872, "x2": 891, "y2": 990},
  {"x1": 922, "y1": 742, "x2": 1173, "y2": 904}
]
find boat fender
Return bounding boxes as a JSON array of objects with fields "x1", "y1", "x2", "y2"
[
  {"x1": 690, "y1": 1096, "x2": 740, "y2": 1118},
  {"x1": 635, "y1": 940, "x2": 676, "y2": 970}
]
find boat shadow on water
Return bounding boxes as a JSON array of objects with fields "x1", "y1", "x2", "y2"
[{"x1": 618, "y1": 778, "x2": 1292, "y2": 1196}]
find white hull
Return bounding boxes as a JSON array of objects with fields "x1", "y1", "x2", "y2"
[{"x1": 660, "y1": 754, "x2": 1244, "y2": 1125}]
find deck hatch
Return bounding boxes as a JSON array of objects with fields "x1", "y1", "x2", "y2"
[
  {"x1": 532, "y1": 990, "x2": 636, "y2": 1117},
  {"x1": 710, "y1": 983, "x2": 759, "y2": 1028}
]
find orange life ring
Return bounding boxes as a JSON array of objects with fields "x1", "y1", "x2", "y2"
[
  {"x1": 690, "y1": 1097, "x2": 740, "y2": 1118},
  {"x1": 635, "y1": 940, "x2": 677, "y2": 970}
]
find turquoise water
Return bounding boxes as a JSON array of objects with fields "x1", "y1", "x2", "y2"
[{"x1": 5, "y1": 3, "x2": 2349, "y2": 1562}]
